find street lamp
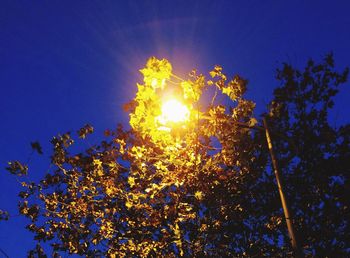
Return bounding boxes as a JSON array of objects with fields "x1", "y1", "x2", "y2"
[{"x1": 158, "y1": 99, "x2": 190, "y2": 124}]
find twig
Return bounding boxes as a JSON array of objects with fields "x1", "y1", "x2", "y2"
[{"x1": 0, "y1": 247, "x2": 10, "y2": 258}]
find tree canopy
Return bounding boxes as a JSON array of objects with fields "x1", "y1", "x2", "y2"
[{"x1": 2, "y1": 54, "x2": 349, "y2": 257}]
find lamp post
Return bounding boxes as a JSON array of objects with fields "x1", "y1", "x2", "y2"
[
  {"x1": 158, "y1": 97, "x2": 301, "y2": 257},
  {"x1": 263, "y1": 118, "x2": 302, "y2": 258}
]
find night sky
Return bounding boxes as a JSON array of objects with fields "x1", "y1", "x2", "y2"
[{"x1": 1, "y1": 1, "x2": 350, "y2": 256}]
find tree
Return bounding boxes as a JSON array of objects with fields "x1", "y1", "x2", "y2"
[
  {"x1": 265, "y1": 54, "x2": 350, "y2": 256},
  {"x1": 3, "y1": 55, "x2": 349, "y2": 257}
]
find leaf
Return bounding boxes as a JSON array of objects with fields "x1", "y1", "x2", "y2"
[
  {"x1": 209, "y1": 70, "x2": 217, "y2": 78},
  {"x1": 31, "y1": 141, "x2": 43, "y2": 154},
  {"x1": 0, "y1": 210, "x2": 9, "y2": 221},
  {"x1": 128, "y1": 176, "x2": 135, "y2": 188},
  {"x1": 140, "y1": 57, "x2": 172, "y2": 88},
  {"x1": 77, "y1": 124, "x2": 94, "y2": 139},
  {"x1": 194, "y1": 191, "x2": 203, "y2": 201},
  {"x1": 125, "y1": 200, "x2": 132, "y2": 209},
  {"x1": 123, "y1": 100, "x2": 137, "y2": 112},
  {"x1": 173, "y1": 222, "x2": 183, "y2": 256},
  {"x1": 6, "y1": 161, "x2": 28, "y2": 176},
  {"x1": 222, "y1": 87, "x2": 234, "y2": 99},
  {"x1": 248, "y1": 118, "x2": 258, "y2": 127}
]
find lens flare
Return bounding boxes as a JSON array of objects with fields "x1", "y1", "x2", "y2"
[{"x1": 158, "y1": 99, "x2": 190, "y2": 125}]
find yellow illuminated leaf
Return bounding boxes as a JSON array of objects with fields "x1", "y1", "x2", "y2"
[
  {"x1": 140, "y1": 57, "x2": 172, "y2": 88},
  {"x1": 248, "y1": 117, "x2": 258, "y2": 127},
  {"x1": 128, "y1": 176, "x2": 135, "y2": 188},
  {"x1": 93, "y1": 159, "x2": 102, "y2": 167},
  {"x1": 209, "y1": 70, "x2": 216, "y2": 78},
  {"x1": 194, "y1": 191, "x2": 203, "y2": 201},
  {"x1": 125, "y1": 200, "x2": 132, "y2": 209}
]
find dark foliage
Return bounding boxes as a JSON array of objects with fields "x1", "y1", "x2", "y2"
[{"x1": 266, "y1": 53, "x2": 350, "y2": 257}]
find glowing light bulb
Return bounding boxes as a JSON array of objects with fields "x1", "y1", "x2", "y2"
[{"x1": 158, "y1": 99, "x2": 190, "y2": 125}]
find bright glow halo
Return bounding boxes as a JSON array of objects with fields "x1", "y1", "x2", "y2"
[{"x1": 157, "y1": 99, "x2": 190, "y2": 126}]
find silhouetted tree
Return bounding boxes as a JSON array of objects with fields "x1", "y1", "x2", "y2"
[{"x1": 265, "y1": 54, "x2": 350, "y2": 257}]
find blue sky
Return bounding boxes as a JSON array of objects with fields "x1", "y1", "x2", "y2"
[{"x1": 1, "y1": 1, "x2": 350, "y2": 256}]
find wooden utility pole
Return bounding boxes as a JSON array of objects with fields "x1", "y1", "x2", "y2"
[{"x1": 263, "y1": 118, "x2": 302, "y2": 258}]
